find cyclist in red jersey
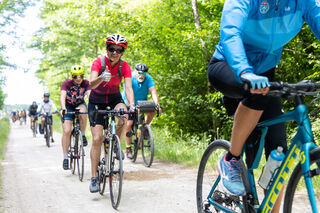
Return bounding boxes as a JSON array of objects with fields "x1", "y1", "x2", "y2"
[{"x1": 88, "y1": 34, "x2": 134, "y2": 193}]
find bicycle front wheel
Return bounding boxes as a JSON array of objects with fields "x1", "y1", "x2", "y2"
[
  {"x1": 141, "y1": 124, "x2": 154, "y2": 167},
  {"x1": 69, "y1": 130, "x2": 77, "y2": 174},
  {"x1": 45, "y1": 124, "x2": 50, "y2": 147},
  {"x1": 109, "y1": 134, "x2": 123, "y2": 209},
  {"x1": 283, "y1": 148, "x2": 320, "y2": 212},
  {"x1": 131, "y1": 125, "x2": 139, "y2": 163},
  {"x1": 77, "y1": 132, "x2": 85, "y2": 181}
]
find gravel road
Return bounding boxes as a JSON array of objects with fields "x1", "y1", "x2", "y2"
[{"x1": 0, "y1": 124, "x2": 198, "y2": 213}]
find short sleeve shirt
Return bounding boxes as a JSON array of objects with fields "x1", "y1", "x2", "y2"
[
  {"x1": 61, "y1": 79, "x2": 90, "y2": 106},
  {"x1": 90, "y1": 56, "x2": 132, "y2": 104},
  {"x1": 121, "y1": 72, "x2": 155, "y2": 105}
]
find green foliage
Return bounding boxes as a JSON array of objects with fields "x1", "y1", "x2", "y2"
[{"x1": 0, "y1": 117, "x2": 10, "y2": 161}]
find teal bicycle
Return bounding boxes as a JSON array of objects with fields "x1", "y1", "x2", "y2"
[{"x1": 196, "y1": 81, "x2": 320, "y2": 213}]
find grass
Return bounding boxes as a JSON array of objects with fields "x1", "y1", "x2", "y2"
[{"x1": 0, "y1": 117, "x2": 10, "y2": 162}]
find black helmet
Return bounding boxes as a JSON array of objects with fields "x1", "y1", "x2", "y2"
[
  {"x1": 134, "y1": 63, "x2": 148, "y2": 72},
  {"x1": 44, "y1": 92, "x2": 50, "y2": 97},
  {"x1": 32, "y1": 101, "x2": 37, "y2": 106}
]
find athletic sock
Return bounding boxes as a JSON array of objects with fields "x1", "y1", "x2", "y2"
[{"x1": 226, "y1": 151, "x2": 240, "y2": 161}]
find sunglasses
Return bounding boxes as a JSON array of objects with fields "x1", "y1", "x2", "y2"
[
  {"x1": 72, "y1": 75, "x2": 84, "y2": 79},
  {"x1": 108, "y1": 47, "x2": 124, "y2": 54},
  {"x1": 138, "y1": 71, "x2": 146, "y2": 76}
]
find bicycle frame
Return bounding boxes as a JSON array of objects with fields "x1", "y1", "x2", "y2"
[{"x1": 208, "y1": 96, "x2": 320, "y2": 213}]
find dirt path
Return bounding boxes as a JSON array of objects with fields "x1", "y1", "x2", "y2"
[{"x1": 0, "y1": 124, "x2": 197, "y2": 213}]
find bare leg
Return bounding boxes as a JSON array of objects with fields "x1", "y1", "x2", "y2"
[
  {"x1": 90, "y1": 125, "x2": 103, "y2": 177},
  {"x1": 78, "y1": 104, "x2": 87, "y2": 133},
  {"x1": 61, "y1": 120, "x2": 72, "y2": 154},
  {"x1": 230, "y1": 103, "x2": 263, "y2": 156},
  {"x1": 114, "y1": 103, "x2": 128, "y2": 140},
  {"x1": 125, "y1": 120, "x2": 133, "y2": 147},
  {"x1": 145, "y1": 111, "x2": 156, "y2": 125}
]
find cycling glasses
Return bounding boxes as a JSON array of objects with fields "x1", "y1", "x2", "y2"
[
  {"x1": 138, "y1": 71, "x2": 146, "y2": 76},
  {"x1": 108, "y1": 47, "x2": 124, "y2": 54},
  {"x1": 72, "y1": 75, "x2": 84, "y2": 79}
]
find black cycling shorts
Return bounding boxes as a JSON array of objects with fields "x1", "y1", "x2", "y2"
[
  {"x1": 88, "y1": 95, "x2": 124, "y2": 127},
  {"x1": 207, "y1": 58, "x2": 287, "y2": 159}
]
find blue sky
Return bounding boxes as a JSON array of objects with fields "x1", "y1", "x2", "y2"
[{"x1": 2, "y1": 2, "x2": 45, "y2": 105}]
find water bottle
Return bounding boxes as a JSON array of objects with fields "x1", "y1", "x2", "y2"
[{"x1": 258, "y1": 146, "x2": 285, "y2": 189}]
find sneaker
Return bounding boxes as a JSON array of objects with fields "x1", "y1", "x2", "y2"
[
  {"x1": 51, "y1": 138, "x2": 54, "y2": 143},
  {"x1": 89, "y1": 177, "x2": 100, "y2": 193},
  {"x1": 82, "y1": 135, "x2": 88, "y2": 147},
  {"x1": 63, "y1": 159, "x2": 69, "y2": 170},
  {"x1": 126, "y1": 147, "x2": 133, "y2": 159},
  {"x1": 217, "y1": 154, "x2": 245, "y2": 196}
]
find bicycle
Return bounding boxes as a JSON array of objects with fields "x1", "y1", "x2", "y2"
[
  {"x1": 62, "y1": 108, "x2": 88, "y2": 181},
  {"x1": 129, "y1": 100, "x2": 158, "y2": 167},
  {"x1": 196, "y1": 80, "x2": 320, "y2": 213},
  {"x1": 93, "y1": 106, "x2": 128, "y2": 209},
  {"x1": 30, "y1": 114, "x2": 38, "y2": 138},
  {"x1": 42, "y1": 112, "x2": 57, "y2": 147}
]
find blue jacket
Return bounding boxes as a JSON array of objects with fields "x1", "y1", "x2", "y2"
[{"x1": 213, "y1": 0, "x2": 320, "y2": 83}]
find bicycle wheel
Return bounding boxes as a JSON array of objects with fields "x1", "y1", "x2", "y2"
[
  {"x1": 69, "y1": 130, "x2": 77, "y2": 174},
  {"x1": 141, "y1": 124, "x2": 154, "y2": 167},
  {"x1": 196, "y1": 139, "x2": 248, "y2": 213},
  {"x1": 109, "y1": 134, "x2": 123, "y2": 209},
  {"x1": 32, "y1": 122, "x2": 36, "y2": 138},
  {"x1": 45, "y1": 124, "x2": 50, "y2": 147},
  {"x1": 77, "y1": 132, "x2": 85, "y2": 181},
  {"x1": 98, "y1": 156, "x2": 107, "y2": 195},
  {"x1": 131, "y1": 125, "x2": 139, "y2": 162},
  {"x1": 283, "y1": 148, "x2": 320, "y2": 212}
]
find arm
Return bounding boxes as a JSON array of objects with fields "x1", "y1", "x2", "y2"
[
  {"x1": 149, "y1": 86, "x2": 162, "y2": 113},
  {"x1": 89, "y1": 70, "x2": 104, "y2": 89},
  {"x1": 60, "y1": 90, "x2": 67, "y2": 110},
  {"x1": 124, "y1": 77, "x2": 134, "y2": 106},
  {"x1": 219, "y1": 0, "x2": 252, "y2": 83}
]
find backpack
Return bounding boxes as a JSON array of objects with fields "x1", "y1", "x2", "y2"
[{"x1": 100, "y1": 56, "x2": 123, "y2": 81}]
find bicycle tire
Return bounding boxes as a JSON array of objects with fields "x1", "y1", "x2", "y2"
[
  {"x1": 141, "y1": 124, "x2": 154, "y2": 167},
  {"x1": 45, "y1": 124, "x2": 50, "y2": 147},
  {"x1": 196, "y1": 139, "x2": 248, "y2": 213},
  {"x1": 131, "y1": 125, "x2": 139, "y2": 163},
  {"x1": 77, "y1": 133, "x2": 85, "y2": 181},
  {"x1": 32, "y1": 121, "x2": 36, "y2": 138},
  {"x1": 283, "y1": 148, "x2": 320, "y2": 212},
  {"x1": 69, "y1": 130, "x2": 76, "y2": 174},
  {"x1": 98, "y1": 157, "x2": 107, "y2": 195},
  {"x1": 109, "y1": 134, "x2": 123, "y2": 209}
]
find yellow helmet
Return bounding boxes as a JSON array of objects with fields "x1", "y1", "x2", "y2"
[{"x1": 71, "y1": 65, "x2": 84, "y2": 75}]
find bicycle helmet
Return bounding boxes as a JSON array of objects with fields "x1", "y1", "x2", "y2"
[
  {"x1": 44, "y1": 92, "x2": 50, "y2": 98},
  {"x1": 106, "y1": 34, "x2": 128, "y2": 49},
  {"x1": 135, "y1": 63, "x2": 148, "y2": 72},
  {"x1": 71, "y1": 65, "x2": 84, "y2": 75},
  {"x1": 32, "y1": 101, "x2": 37, "y2": 106}
]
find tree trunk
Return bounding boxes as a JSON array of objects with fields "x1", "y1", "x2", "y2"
[{"x1": 191, "y1": 0, "x2": 207, "y2": 57}]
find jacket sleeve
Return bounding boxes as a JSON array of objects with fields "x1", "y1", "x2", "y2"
[
  {"x1": 304, "y1": 0, "x2": 320, "y2": 41},
  {"x1": 220, "y1": 0, "x2": 254, "y2": 83}
]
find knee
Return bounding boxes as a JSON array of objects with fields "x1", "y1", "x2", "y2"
[{"x1": 92, "y1": 135, "x2": 102, "y2": 145}]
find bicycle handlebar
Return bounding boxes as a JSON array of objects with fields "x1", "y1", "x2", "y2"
[{"x1": 92, "y1": 105, "x2": 129, "y2": 127}]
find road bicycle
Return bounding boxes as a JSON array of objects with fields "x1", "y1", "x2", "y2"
[
  {"x1": 129, "y1": 100, "x2": 158, "y2": 167},
  {"x1": 63, "y1": 108, "x2": 88, "y2": 181},
  {"x1": 196, "y1": 81, "x2": 320, "y2": 213},
  {"x1": 30, "y1": 114, "x2": 38, "y2": 138},
  {"x1": 93, "y1": 106, "x2": 128, "y2": 209},
  {"x1": 42, "y1": 112, "x2": 57, "y2": 147}
]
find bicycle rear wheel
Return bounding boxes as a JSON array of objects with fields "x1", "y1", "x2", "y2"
[
  {"x1": 109, "y1": 135, "x2": 123, "y2": 209},
  {"x1": 283, "y1": 148, "x2": 320, "y2": 212},
  {"x1": 131, "y1": 126, "x2": 139, "y2": 162},
  {"x1": 196, "y1": 139, "x2": 248, "y2": 213},
  {"x1": 141, "y1": 124, "x2": 154, "y2": 167}
]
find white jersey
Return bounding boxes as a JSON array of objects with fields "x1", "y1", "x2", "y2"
[{"x1": 37, "y1": 100, "x2": 57, "y2": 116}]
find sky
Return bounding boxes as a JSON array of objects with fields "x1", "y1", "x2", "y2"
[{"x1": 2, "y1": 2, "x2": 45, "y2": 106}]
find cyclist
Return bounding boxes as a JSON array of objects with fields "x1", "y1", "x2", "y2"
[
  {"x1": 28, "y1": 101, "x2": 38, "y2": 132},
  {"x1": 207, "y1": 0, "x2": 320, "y2": 212},
  {"x1": 60, "y1": 65, "x2": 91, "y2": 170},
  {"x1": 88, "y1": 34, "x2": 134, "y2": 193},
  {"x1": 38, "y1": 93, "x2": 58, "y2": 143},
  {"x1": 121, "y1": 62, "x2": 162, "y2": 159}
]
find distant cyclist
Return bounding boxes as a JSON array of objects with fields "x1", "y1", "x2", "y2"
[
  {"x1": 60, "y1": 65, "x2": 91, "y2": 170},
  {"x1": 88, "y1": 34, "x2": 134, "y2": 193},
  {"x1": 28, "y1": 101, "x2": 38, "y2": 131},
  {"x1": 38, "y1": 93, "x2": 58, "y2": 143},
  {"x1": 121, "y1": 63, "x2": 162, "y2": 159}
]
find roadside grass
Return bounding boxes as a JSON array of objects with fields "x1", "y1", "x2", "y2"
[{"x1": 0, "y1": 117, "x2": 11, "y2": 199}]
